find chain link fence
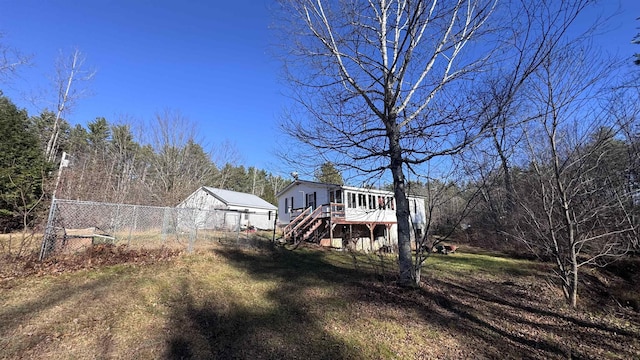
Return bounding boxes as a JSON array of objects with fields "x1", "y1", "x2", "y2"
[{"x1": 39, "y1": 199, "x2": 274, "y2": 259}]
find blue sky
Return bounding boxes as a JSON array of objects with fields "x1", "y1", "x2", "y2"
[
  {"x1": 0, "y1": 0, "x2": 639, "y2": 177},
  {"x1": 0, "y1": 0, "x2": 282, "y2": 170}
]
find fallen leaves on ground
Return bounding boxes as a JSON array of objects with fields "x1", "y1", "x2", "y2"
[{"x1": 0, "y1": 245, "x2": 182, "y2": 283}]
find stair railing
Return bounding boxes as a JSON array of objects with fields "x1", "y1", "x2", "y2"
[{"x1": 284, "y1": 207, "x2": 311, "y2": 239}]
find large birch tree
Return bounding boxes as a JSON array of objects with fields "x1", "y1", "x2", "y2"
[{"x1": 44, "y1": 49, "x2": 95, "y2": 162}]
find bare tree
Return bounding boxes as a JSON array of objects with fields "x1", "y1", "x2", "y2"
[
  {"x1": 411, "y1": 162, "x2": 481, "y2": 279},
  {"x1": 44, "y1": 49, "x2": 95, "y2": 162},
  {"x1": 146, "y1": 110, "x2": 217, "y2": 206},
  {"x1": 465, "y1": 0, "x2": 595, "y2": 236},
  {"x1": 0, "y1": 33, "x2": 30, "y2": 83},
  {"x1": 276, "y1": 0, "x2": 592, "y2": 285},
  {"x1": 512, "y1": 44, "x2": 634, "y2": 307},
  {"x1": 4, "y1": 172, "x2": 46, "y2": 257},
  {"x1": 609, "y1": 87, "x2": 640, "y2": 253}
]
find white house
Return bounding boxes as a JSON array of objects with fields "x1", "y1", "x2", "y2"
[
  {"x1": 179, "y1": 187, "x2": 277, "y2": 230},
  {"x1": 276, "y1": 180, "x2": 426, "y2": 251}
]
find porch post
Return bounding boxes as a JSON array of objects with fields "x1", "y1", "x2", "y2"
[
  {"x1": 367, "y1": 223, "x2": 375, "y2": 252},
  {"x1": 329, "y1": 206, "x2": 333, "y2": 245}
]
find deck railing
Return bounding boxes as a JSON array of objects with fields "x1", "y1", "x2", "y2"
[
  {"x1": 283, "y1": 207, "x2": 311, "y2": 239},
  {"x1": 328, "y1": 203, "x2": 345, "y2": 219},
  {"x1": 283, "y1": 203, "x2": 350, "y2": 242}
]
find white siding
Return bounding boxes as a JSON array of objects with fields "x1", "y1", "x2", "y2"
[
  {"x1": 180, "y1": 187, "x2": 276, "y2": 230},
  {"x1": 409, "y1": 197, "x2": 426, "y2": 235},
  {"x1": 227, "y1": 204, "x2": 276, "y2": 230},
  {"x1": 179, "y1": 189, "x2": 225, "y2": 209},
  {"x1": 278, "y1": 182, "x2": 333, "y2": 224}
]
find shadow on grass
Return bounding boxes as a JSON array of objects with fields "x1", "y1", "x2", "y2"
[
  {"x1": 165, "y1": 280, "x2": 360, "y2": 359},
  {"x1": 165, "y1": 246, "x2": 640, "y2": 359},
  {"x1": 0, "y1": 273, "x2": 121, "y2": 358},
  {"x1": 164, "y1": 248, "x2": 372, "y2": 359}
]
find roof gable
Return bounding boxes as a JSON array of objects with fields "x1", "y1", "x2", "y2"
[{"x1": 202, "y1": 187, "x2": 277, "y2": 210}]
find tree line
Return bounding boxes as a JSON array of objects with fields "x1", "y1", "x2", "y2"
[{"x1": 0, "y1": 96, "x2": 289, "y2": 232}]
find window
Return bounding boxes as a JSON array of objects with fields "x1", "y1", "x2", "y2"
[
  {"x1": 368, "y1": 194, "x2": 375, "y2": 209},
  {"x1": 347, "y1": 192, "x2": 356, "y2": 208},
  {"x1": 330, "y1": 190, "x2": 342, "y2": 204},
  {"x1": 244, "y1": 209, "x2": 249, "y2": 220},
  {"x1": 307, "y1": 192, "x2": 316, "y2": 209},
  {"x1": 268, "y1": 211, "x2": 272, "y2": 220},
  {"x1": 285, "y1": 198, "x2": 288, "y2": 213}
]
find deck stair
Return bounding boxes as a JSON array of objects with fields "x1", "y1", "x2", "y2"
[
  {"x1": 283, "y1": 207, "x2": 311, "y2": 240},
  {"x1": 303, "y1": 219, "x2": 323, "y2": 239},
  {"x1": 284, "y1": 206, "x2": 325, "y2": 244}
]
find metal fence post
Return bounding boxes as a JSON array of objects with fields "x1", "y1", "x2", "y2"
[
  {"x1": 272, "y1": 211, "x2": 278, "y2": 243},
  {"x1": 162, "y1": 207, "x2": 169, "y2": 245},
  {"x1": 188, "y1": 208, "x2": 196, "y2": 253},
  {"x1": 39, "y1": 197, "x2": 58, "y2": 260},
  {"x1": 236, "y1": 213, "x2": 241, "y2": 242},
  {"x1": 113, "y1": 203, "x2": 121, "y2": 235},
  {"x1": 128, "y1": 205, "x2": 136, "y2": 246}
]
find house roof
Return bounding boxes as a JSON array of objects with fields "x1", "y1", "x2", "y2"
[
  {"x1": 276, "y1": 179, "x2": 425, "y2": 199},
  {"x1": 202, "y1": 187, "x2": 277, "y2": 210},
  {"x1": 276, "y1": 179, "x2": 342, "y2": 197}
]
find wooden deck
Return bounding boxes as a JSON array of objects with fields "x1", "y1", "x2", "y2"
[{"x1": 284, "y1": 204, "x2": 397, "y2": 248}]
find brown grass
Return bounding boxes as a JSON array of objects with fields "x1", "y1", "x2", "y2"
[
  {"x1": 0, "y1": 232, "x2": 42, "y2": 257},
  {"x1": 0, "y1": 242, "x2": 639, "y2": 359}
]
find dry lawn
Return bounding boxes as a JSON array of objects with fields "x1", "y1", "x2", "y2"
[{"x1": 0, "y1": 242, "x2": 639, "y2": 359}]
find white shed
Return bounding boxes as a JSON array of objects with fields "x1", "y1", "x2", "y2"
[{"x1": 179, "y1": 187, "x2": 277, "y2": 230}]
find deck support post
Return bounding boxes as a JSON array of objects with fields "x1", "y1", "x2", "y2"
[{"x1": 367, "y1": 223, "x2": 375, "y2": 252}]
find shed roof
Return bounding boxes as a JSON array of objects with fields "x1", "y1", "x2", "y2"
[{"x1": 202, "y1": 187, "x2": 277, "y2": 210}]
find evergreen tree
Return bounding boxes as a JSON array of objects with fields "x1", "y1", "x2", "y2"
[
  {"x1": 314, "y1": 162, "x2": 344, "y2": 185},
  {"x1": 0, "y1": 94, "x2": 48, "y2": 231},
  {"x1": 31, "y1": 110, "x2": 71, "y2": 160}
]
